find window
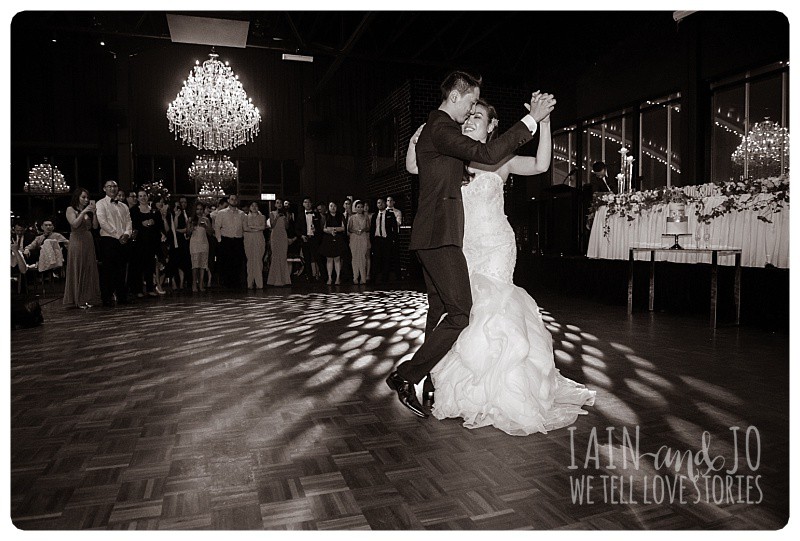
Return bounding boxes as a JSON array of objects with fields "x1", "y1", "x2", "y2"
[
  {"x1": 551, "y1": 126, "x2": 577, "y2": 186},
  {"x1": 639, "y1": 94, "x2": 681, "y2": 189},
  {"x1": 581, "y1": 109, "x2": 635, "y2": 186},
  {"x1": 711, "y1": 62, "x2": 789, "y2": 182}
]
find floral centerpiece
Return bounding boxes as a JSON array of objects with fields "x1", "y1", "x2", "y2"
[{"x1": 589, "y1": 175, "x2": 789, "y2": 237}]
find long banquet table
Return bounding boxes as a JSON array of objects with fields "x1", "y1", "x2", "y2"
[{"x1": 587, "y1": 195, "x2": 789, "y2": 268}]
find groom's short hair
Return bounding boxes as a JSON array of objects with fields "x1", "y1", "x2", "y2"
[{"x1": 440, "y1": 71, "x2": 483, "y2": 101}]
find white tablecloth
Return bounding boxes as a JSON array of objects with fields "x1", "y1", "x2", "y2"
[{"x1": 587, "y1": 195, "x2": 789, "y2": 268}]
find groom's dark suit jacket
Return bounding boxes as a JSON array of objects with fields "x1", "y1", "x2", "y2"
[{"x1": 408, "y1": 109, "x2": 535, "y2": 251}]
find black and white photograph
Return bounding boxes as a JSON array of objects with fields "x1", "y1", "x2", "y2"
[{"x1": 3, "y1": 5, "x2": 795, "y2": 535}]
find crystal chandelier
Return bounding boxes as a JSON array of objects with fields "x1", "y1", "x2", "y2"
[
  {"x1": 166, "y1": 52, "x2": 261, "y2": 152},
  {"x1": 188, "y1": 154, "x2": 238, "y2": 190},
  {"x1": 197, "y1": 182, "x2": 227, "y2": 205},
  {"x1": 24, "y1": 163, "x2": 70, "y2": 197},
  {"x1": 732, "y1": 119, "x2": 790, "y2": 169}
]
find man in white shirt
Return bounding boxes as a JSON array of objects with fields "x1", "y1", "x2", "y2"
[
  {"x1": 96, "y1": 180, "x2": 133, "y2": 306},
  {"x1": 213, "y1": 194, "x2": 246, "y2": 288}
]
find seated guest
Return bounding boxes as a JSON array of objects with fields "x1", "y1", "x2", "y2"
[
  {"x1": 22, "y1": 218, "x2": 69, "y2": 265},
  {"x1": 11, "y1": 220, "x2": 36, "y2": 256},
  {"x1": 11, "y1": 221, "x2": 38, "y2": 283}
]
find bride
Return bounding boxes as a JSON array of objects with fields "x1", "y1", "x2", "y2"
[{"x1": 406, "y1": 97, "x2": 595, "y2": 436}]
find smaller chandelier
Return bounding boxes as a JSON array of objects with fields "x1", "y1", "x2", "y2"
[
  {"x1": 732, "y1": 119, "x2": 790, "y2": 166},
  {"x1": 167, "y1": 52, "x2": 261, "y2": 152},
  {"x1": 25, "y1": 163, "x2": 70, "y2": 197},
  {"x1": 197, "y1": 182, "x2": 227, "y2": 205},
  {"x1": 188, "y1": 155, "x2": 238, "y2": 190}
]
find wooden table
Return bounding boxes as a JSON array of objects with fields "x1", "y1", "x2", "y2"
[{"x1": 628, "y1": 247, "x2": 743, "y2": 328}]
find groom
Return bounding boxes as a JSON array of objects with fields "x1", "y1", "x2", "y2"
[{"x1": 386, "y1": 71, "x2": 555, "y2": 417}]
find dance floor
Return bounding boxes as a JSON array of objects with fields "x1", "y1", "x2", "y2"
[{"x1": 9, "y1": 282, "x2": 789, "y2": 530}]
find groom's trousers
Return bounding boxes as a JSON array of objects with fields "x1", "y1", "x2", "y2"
[{"x1": 396, "y1": 246, "x2": 472, "y2": 384}]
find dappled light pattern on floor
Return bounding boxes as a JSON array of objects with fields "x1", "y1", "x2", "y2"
[{"x1": 10, "y1": 287, "x2": 788, "y2": 529}]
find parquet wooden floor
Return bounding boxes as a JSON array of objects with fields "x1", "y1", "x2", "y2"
[{"x1": 8, "y1": 282, "x2": 789, "y2": 530}]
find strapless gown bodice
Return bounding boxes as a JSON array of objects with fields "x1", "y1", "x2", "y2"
[{"x1": 431, "y1": 171, "x2": 595, "y2": 436}]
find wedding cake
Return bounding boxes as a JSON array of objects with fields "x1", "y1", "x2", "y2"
[{"x1": 666, "y1": 202, "x2": 689, "y2": 235}]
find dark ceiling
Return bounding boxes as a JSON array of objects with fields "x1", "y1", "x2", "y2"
[{"x1": 11, "y1": 11, "x2": 682, "y2": 86}]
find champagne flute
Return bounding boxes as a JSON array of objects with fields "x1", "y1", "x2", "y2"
[
  {"x1": 694, "y1": 224, "x2": 702, "y2": 249},
  {"x1": 702, "y1": 223, "x2": 711, "y2": 249}
]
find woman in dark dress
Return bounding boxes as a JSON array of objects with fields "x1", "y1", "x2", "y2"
[
  {"x1": 129, "y1": 189, "x2": 163, "y2": 296},
  {"x1": 319, "y1": 201, "x2": 346, "y2": 285}
]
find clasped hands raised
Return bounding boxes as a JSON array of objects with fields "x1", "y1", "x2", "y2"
[{"x1": 525, "y1": 90, "x2": 556, "y2": 122}]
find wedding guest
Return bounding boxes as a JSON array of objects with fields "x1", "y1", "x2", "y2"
[
  {"x1": 385, "y1": 196, "x2": 403, "y2": 225},
  {"x1": 115, "y1": 189, "x2": 127, "y2": 203},
  {"x1": 172, "y1": 196, "x2": 192, "y2": 289},
  {"x1": 204, "y1": 204, "x2": 217, "y2": 288},
  {"x1": 63, "y1": 187, "x2": 101, "y2": 309},
  {"x1": 340, "y1": 198, "x2": 354, "y2": 282},
  {"x1": 126, "y1": 191, "x2": 138, "y2": 209},
  {"x1": 153, "y1": 197, "x2": 171, "y2": 294},
  {"x1": 363, "y1": 200, "x2": 374, "y2": 281},
  {"x1": 320, "y1": 201, "x2": 346, "y2": 285},
  {"x1": 214, "y1": 194, "x2": 245, "y2": 288},
  {"x1": 266, "y1": 198, "x2": 292, "y2": 287},
  {"x1": 11, "y1": 221, "x2": 36, "y2": 252},
  {"x1": 589, "y1": 161, "x2": 617, "y2": 194},
  {"x1": 244, "y1": 201, "x2": 267, "y2": 289},
  {"x1": 347, "y1": 200, "x2": 371, "y2": 284},
  {"x1": 10, "y1": 221, "x2": 37, "y2": 287},
  {"x1": 129, "y1": 189, "x2": 161, "y2": 297},
  {"x1": 96, "y1": 179, "x2": 132, "y2": 307},
  {"x1": 295, "y1": 196, "x2": 321, "y2": 281},
  {"x1": 314, "y1": 202, "x2": 329, "y2": 281},
  {"x1": 371, "y1": 197, "x2": 400, "y2": 282},
  {"x1": 22, "y1": 218, "x2": 69, "y2": 264},
  {"x1": 188, "y1": 202, "x2": 212, "y2": 292}
]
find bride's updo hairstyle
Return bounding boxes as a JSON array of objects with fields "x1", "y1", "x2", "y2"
[{"x1": 440, "y1": 70, "x2": 483, "y2": 101}]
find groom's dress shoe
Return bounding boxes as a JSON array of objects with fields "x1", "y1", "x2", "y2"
[
  {"x1": 386, "y1": 372, "x2": 429, "y2": 418},
  {"x1": 422, "y1": 390, "x2": 435, "y2": 408}
]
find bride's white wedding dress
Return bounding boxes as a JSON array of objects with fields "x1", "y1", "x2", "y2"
[{"x1": 431, "y1": 171, "x2": 596, "y2": 436}]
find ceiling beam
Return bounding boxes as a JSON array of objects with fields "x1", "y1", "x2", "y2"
[
  {"x1": 409, "y1": 15, "x2": 461, "y2": 60},
  {"x1": 284, "y1": 12, "x2": 306, "y2": 49},
  {"x1": 372, "y1": 12, "x2": 419, "y2": 59},
  {"x1": 309, "y1": 12, "x2": 376, "y2": 100}
]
